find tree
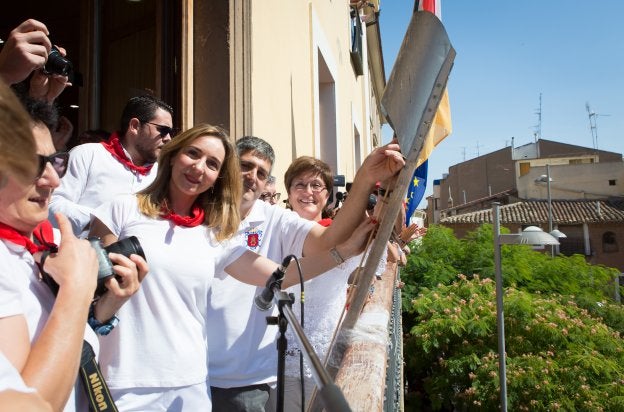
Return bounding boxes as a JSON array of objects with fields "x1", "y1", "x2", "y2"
[{"x1": 401, "y1": 224, "x2": 624, "y2": 410}]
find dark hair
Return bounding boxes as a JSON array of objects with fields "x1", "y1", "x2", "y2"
[
  {"x1": 21, "y1": 95, "x2": 59, "y2": 131},
  {"x1": 236, "y1": 135, "x2": 275, "y2": 170},
  {"x1": 118, "y1": 95, "x2": 173, "y2": 135}
]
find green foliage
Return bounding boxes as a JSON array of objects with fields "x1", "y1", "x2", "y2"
[
  {"x1": 401, "y1": 223, "x2": 624, "y2": 410},
  {"x1": 406, "y1": 276, "x2": 624, "y2": 411}
]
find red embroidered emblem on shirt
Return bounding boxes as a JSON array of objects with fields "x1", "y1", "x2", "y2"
[{"x1": 247, "y1": 233, "x2": 259, "y2": 247}]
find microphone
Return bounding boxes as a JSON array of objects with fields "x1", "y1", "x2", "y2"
[{"x1": 254, "y1": 255, "x2": 294, "y2": 311}]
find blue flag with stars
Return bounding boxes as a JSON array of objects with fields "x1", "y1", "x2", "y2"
[{"x1": 405, "y1": 159, "x2": 428, "y2": 226}]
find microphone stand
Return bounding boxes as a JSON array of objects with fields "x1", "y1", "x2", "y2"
[{"x1": 267, "y1": 288, "x2": 352, "y2": 412}]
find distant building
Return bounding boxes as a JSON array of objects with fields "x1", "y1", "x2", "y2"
[{"x1": 427, "y1": 139, "x2": 624, "y2": 271}]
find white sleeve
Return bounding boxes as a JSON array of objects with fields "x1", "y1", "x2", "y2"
[
  {"x1": 49, "y1": 145, "x2": 96, "y2": 236},
  {"x1": 214, "y1": 240, "x2": 248, "y2": 275},
  {"x1": 90, "y1": 195, "x2": 137, "y2": 238},
  {"x1": 0, "y1": 247, "x2": 23, "y2": 319},
  {"x1": 0, "y1": 352, "x2": 35, "y2": 393},
  {"x1": 275, "y1": 207, "x2": 316, "y2": 257}
]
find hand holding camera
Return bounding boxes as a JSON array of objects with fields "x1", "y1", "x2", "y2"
[
  {"x1": 42, "y1": 214, "x2": 99, "y2": 304},
  {"x1": 29, "y1": 45, "x2": 73, "y2": 103},
  {"x1": 91, "y1": 240, "x2": 149, "y2": 324},
  {"x1": 0, "y1": 19, "x2": 51, "y2": 85}
]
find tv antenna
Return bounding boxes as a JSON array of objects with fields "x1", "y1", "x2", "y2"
[
  {"x1": 534, "y1": 93, "x2": 542, "y2": 140},
  {"x1": 586, "y1": 102, "x2": 610, "y2": 150}
]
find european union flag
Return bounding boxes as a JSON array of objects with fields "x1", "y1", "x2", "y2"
[{"x1": 404, "y1": 159, "x2": 428, "y2": 226}]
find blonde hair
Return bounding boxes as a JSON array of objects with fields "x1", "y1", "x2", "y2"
[
  {"x1": 0, "y1": 80, "x2": 37, "y2": 185},
  {"x1": 137, "y1": 124, "x2": 242, "y2": 241}
]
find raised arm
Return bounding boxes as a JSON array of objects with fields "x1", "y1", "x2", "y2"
[
  {"x1": 0, "y1": 19, "x2": 51, "y2": 85},
  {"x1": 226, "y1": 217, "x2": 375, "y2": 288},
  {"x1": 302, "y1": 141, "x2": 404, "y2": 256}
]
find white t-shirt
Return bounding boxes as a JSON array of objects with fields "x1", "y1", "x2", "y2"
[
  {"x1": 92, "y1": 194, "x2": 246, "y2": 389},
  {"x1": 0, "y1": 239, "x2": 100, "y2": 411},
  {"x1": 207, "y1": 200, "x2": 315, "y2": 388},
  {"x1": 50, "y1": 142, "x2": 158, "y2": 237},
  {"x1": 0, "y1": 351, "x2": 34, "y2": 393}
]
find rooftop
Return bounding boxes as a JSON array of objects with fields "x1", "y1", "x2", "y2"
[{"x1": 440, "y1": 199, "x2": 624, "y2": 225}]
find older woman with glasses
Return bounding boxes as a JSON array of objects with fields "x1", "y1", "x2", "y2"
[
  {"x1": 0, "y1": 92, "x2": 146, "y2": 411},
  {"x1": 281, "y1": 156, "x2": 382, "y2": 410},
  {"x1": 88, "y1": 124, "x2": 375, "y2": 411}
]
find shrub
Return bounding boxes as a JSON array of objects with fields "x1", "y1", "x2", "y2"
[{"x1": 406, "y1": 276, "x2": 624, "y2": 411}]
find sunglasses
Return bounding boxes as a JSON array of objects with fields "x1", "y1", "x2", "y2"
[
  {"x1": 142, "y1": 121, "x2": 175, "y2": 138},
  {"x1": 37, "y1": 152, "x2": 69, "y2": 179},
  {"x1": 260, "y1": 192, "x2": 281, "y2": 202}
]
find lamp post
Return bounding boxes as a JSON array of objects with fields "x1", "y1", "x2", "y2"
[
  {"x1": 492, "y1": 202, "x2": 559, "y2": 412},
  {"x1": 535, "y1": 165, "x2": 566, "y2": 256}
]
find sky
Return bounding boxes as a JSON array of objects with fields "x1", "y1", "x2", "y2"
[{"x1": 379, "y1": 1, "x2": 624, "y2": 209}]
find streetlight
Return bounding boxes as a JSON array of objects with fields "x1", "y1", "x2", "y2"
[
  {"x1": 535, "y1": 164, "x2": 567, "y2": 256},
  {"x1": 492, "y1": 202, "x2": 559, "y2": 412}
]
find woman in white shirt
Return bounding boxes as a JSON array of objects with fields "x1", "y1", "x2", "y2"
[{"x1": 89, "y1": 124, "x2": 375, "y2": 411}]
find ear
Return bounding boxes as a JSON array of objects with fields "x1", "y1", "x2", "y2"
[{"x1": 128, "y1": 118, "x2": 142, "y2": 137}]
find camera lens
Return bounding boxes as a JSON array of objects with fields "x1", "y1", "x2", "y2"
[
  {"x1": 43, "y1": 46, "x2": 72, "y2": 76},
  {"x1": 104, "y1": 236, "x2": 146, "y2": 260},
  {"x1": 89, "y1": 236, "x2": 146, "y2": 298}
]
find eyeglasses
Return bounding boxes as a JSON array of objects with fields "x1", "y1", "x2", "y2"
[
  {"x1": 142, "y1": 121, "x2": 175, "y2": 138},
  {"x1": 260, "y1": 192, "x2": 281, "y2": 202},
  {"x1": 37, "y1": 152, "x2": 69, "y2": 179},
  {"x1": 292, "y1": 182, "x2": 326, "y2": 193}
]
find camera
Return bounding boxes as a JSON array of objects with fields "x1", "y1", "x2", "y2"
[
  {"x1": 89, "y1": 236, "x2": 146, "y2": 298},
  {"x1": 41, "y1": 236, "x2": 145, "y2": 298},
  {"x1": 43, "y1": 45, "x2": 73, "y2": 77}
]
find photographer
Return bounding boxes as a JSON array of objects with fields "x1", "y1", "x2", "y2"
[
  {"x1": 0, "y1": 19, "x2": 71, "y2": 103},
  {"x1": 0, "y1": 94, "x2": 147, "y2": 411}
]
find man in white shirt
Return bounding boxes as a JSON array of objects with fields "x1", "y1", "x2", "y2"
[
  {"x1": 49, "y1": 95, "x2": 174, "y2": 236},
  {"x1": 208, "y1": 136, "x2": 403, "y2": 411}
]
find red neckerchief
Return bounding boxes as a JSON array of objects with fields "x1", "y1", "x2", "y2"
[
  {"x1": 160, "y1": 204, "x2": 205, "y2": 227},
  {"x1": 317, "y1": 218, "x2": 333, "y2": 227},
  {"x1": 0, "y1": 220, "x2": 58, "y2": 255},
  {"x1": 101, "y1": 132, "x2": 153, "y2": 176}
]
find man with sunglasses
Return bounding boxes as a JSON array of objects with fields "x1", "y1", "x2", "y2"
[
  {"x1": 50, "y1": 95, "x2": 174, "y2": 237},
  {"x1": 0, "y1": 95, "x2": 146, "y2": 411}
]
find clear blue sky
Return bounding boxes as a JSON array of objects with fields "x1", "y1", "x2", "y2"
[{"x1": 379, "y1": 1, "x2": 624, "y2": 209}]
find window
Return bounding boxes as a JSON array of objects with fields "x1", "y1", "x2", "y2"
[
  {"x1": 519, "y1": 162, "x2": 530, "y2": 176},
  {"x1": 602, "y1": 231, "x2": 618, "y2": 253},
  {"x1": 558, "y1": 237, "x2": 586, "y2": 256},
  {"x1": 609, "y1": 179, "x2": 616, "y2": 186},
  {"x1": 349, "y1": 8, "x2": 363, "y2": 76}
]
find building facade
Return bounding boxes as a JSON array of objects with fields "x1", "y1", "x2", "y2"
[
  {"x1": 428, "y1": 139, "x2": 624, "y2": 271},
  {"x1": 3, "y1": 0, "x2": 386, "y2": 192}
]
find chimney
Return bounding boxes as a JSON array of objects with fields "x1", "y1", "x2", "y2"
[{"x1": 596, "y1": 201, "x2": 602, "y2": 219}]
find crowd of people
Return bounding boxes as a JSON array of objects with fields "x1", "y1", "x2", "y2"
[{"x1": 0, "y1": 17, "x2": 424, "y2": 412}]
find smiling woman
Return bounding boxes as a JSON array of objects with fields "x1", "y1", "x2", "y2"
[
  {"x1": 284, "y1": 156, "x2": 334, "y2": 224},
  {"x1": 87, "y1": 123, "x2": 373, "y2": 411}
]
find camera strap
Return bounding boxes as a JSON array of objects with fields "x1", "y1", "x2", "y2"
[{"x1": 79, "y1": 340, "x2": 119, "y2": 412}]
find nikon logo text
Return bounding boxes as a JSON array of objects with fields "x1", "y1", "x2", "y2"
[{"x1": 89, "y1": 373, "x2": 108, "y2": 410}]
